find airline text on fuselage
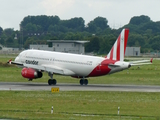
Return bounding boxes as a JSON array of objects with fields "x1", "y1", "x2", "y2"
[{"x1": 25, "y1": 60, "x2": 38, "y2": 65}]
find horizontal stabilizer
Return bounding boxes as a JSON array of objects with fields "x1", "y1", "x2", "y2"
[
  {"x1": 130, "y1": 63, "x2": 152, "y2": 66},
  {"x1": 129, "y1": 58, "x2": 153, "y2": 66},
  {"x1": 108, "y1": 64, "x2": 120, "y2": 68}
]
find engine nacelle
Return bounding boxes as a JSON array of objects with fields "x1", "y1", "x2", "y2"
[{"x1": 21, "y1": 68, "x2": 43, "y2": 79}]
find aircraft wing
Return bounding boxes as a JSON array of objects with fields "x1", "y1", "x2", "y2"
[
  {"x1": 8, "y1": 60, "x2": 23, "y2": 66},
  {"x1": 8, "y1": 60, "x2": 75, "y2": 76},
  {"x1": 129, "y1": 58, "x2": 153, "y2": 66}
]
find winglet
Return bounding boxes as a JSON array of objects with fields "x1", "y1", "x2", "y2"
[
  {"x1": 150, "y1": 58, "x2": 153, "y2": 63},
  {"x1": 7, "y1": 59, "x2": 12, "y2": 64}
]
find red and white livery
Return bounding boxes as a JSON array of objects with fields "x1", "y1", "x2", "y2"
[{"x1": 9, "y1": 29, "x2": 152, "y2": 85}]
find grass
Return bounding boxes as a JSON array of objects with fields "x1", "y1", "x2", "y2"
[{"x1": 0, "y1": 91, "x2": 160, "y2": 120}]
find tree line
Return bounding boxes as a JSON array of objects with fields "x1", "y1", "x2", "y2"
[{"x1": 0, "y1": 15, "x2": 160, "y2": 54}]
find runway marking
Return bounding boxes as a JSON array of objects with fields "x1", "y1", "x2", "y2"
[{"x1": 51, "y1": 87, "x2": 59, "y2": 92}]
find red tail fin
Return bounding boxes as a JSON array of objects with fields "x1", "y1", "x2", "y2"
[{"x1": 106, "y1": 29, "x2": 129, "y2": 61}]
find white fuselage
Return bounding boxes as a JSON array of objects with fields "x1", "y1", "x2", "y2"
[
  {"x1": 15, "y1": 49, "x2": 130, "y2": 78},
  {"x1": 15, "y1": 49, "x2": 105, "y2": 77}
]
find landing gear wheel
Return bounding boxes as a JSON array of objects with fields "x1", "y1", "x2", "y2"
[
  {"x1": 79, "y1": 79, "x2": 88, "y2": 85},
  {"x1": 84, "y1": 79, "x2": 88, "y2": 85},
  {"x1": 48, "y1": 79, "x2": 52, "y2": 85},
  {"x1": 48, "y1": 79, "x2": 57, "y2": 85},
  {"x1": 80, "y1": 79, "x2": 84, "y2": 85},
  {"x1": 53, "y1": 79, "x2": 57, "y2": 85}
]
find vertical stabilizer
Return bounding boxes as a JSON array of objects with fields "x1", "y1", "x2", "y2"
[{"x1": 106, "y1": 29, "x2": 129, "y2": 61}]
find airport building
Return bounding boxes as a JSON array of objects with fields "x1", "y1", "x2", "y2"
[
  {"x1": 29, "y1": 44, "x2": 53, "y2": 51},
  {"x1": 29, "y1": 40, "x2": 89, "y2": 54},
  {"x1": 125, "y1": 47, "x2": 141, "y2": 56}
]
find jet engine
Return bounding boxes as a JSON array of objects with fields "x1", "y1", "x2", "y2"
[{"x1": 21, "y1": 68, "x2": 43, "y2": 79}]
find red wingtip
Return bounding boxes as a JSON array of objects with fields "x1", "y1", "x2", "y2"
[
  {"x1": 8, "y1": 59, "x2": 12, "y2": 64},
  {"x1": 150, "y1": 58, "x2": 153, "y2": 63}
]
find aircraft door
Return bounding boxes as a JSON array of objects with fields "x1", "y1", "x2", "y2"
[{"x1": 50, "y1": 58, "x2": 55, "y2": 64}]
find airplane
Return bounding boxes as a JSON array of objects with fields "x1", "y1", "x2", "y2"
[{"x1": 8, "y1": 29, "x2": 152, "y2": 85}]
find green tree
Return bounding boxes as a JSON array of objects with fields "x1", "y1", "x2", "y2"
[
  {"x1": 4, "y1": 28, "x2": 14, "y2": 36},
  {"x1": 0, "y1": 27, "x2": 3, "y2": 36},
  {"x1": 128, "y1": 34, "x2": 145, "y2": 47},
  {"x1": 85, "y1": 36, "x2": 100, "y2": 53},
  {"x1": 21, "y1": 15, "x2": 60, "y2": 32},
  {"x1": 129, "y1": 15, "x2": 151, "y2": 25},
  {"x1": 6, "y1": 37, "x2": 14, "y2": 47},
  {"x1": 25, "y1": 23, "x2": 37, "y2": 32},
  {"x1": 24, "y1": 38, "x2": 34, "y2": 49},
  {"x1": 87, "y1": 17, "x2": 109, "y2": 33},
  {"x1": 99, "y1": 38, "x2": 111, "y2": 54}
]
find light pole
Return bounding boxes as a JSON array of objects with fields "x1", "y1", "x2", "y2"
[{"x1": 20, "y1": 24, "x2": 23, "y2": 50}]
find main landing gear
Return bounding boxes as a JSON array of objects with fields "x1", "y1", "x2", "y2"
[
  {"x1": 47, "y1": 73, "x2": 88, "y2": 86},
  {"x1": 80, "y1": 79, "x2": 88, "y2": 85},
  {"x1": 48, "y1": 79, "x2": 57, "y2": 85},
  {"x1": 48, "y1": 73, "x2": 57, "y2": 85}
]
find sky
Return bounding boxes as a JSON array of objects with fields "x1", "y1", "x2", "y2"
[{"x1": 0, "y1": 0, "x2": 160, "y2": 30}]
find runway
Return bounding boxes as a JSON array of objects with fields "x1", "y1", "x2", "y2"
[{"x1": 0, "y1": 82, "x2": 160, "y2": 92}]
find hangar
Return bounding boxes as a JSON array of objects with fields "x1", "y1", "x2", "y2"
[
  {"x1": 125, "y1": 47, "x2": 141, "y2": 56},
  {"x1": 30, "y1": 40, "x2": 89, "y2": 54}
]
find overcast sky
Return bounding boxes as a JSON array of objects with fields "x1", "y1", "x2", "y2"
[{"x1": 0, "y1": 0, "x2": 160, "y2": 30}]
